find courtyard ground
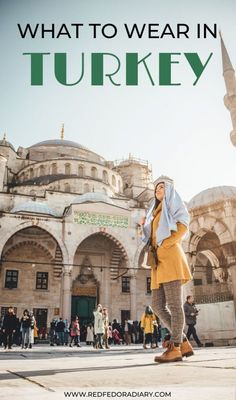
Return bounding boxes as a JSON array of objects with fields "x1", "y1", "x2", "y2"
[{"x1": 0, "y1": 344, "x2": 235, "y2": 400}]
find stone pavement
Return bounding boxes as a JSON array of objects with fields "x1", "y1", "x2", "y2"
[{"x1": 0, "y1": 344, "x2": 235, "y2": 400}]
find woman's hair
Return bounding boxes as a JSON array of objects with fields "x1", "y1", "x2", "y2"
[
  {"x1": 145, "y1": 305, "x2": 154, "y2": 315},
  {"x1": 153, "y1": 181, "x2": 164, "y2": 209}
]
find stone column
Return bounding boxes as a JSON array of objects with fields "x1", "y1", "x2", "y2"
[
  {"x1": 62, "y1": 266, "x2": 72, "y2": 320},
  {"x1": 227, "y1": 256, "x2": 236, "y2": 318},
  {"x1": 104, "y1": 263, "x2": 110, "y2": 308},
  {"x1": 130, "y1": 275, "x2": 137, "y2": 321}
]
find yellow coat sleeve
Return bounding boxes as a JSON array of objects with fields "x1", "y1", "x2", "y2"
[{"x1": 161, "y1": 222, "x2": 187, "y2": 249}]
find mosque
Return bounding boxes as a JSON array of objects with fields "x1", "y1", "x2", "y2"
[{"x1": 0, "y1": 36, "x2": 236, "y2": 344}]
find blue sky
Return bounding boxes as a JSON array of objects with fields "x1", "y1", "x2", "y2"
[{"x1": 0, "y1": 0, "x2": 236, "y2": 201}]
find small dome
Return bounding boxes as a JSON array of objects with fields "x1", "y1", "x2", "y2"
[
  {"x1": 29, "y1": 139, "x2": 89, "y2": 151},
  {"x1": 188, "y1": 186, "x2": 236, "y2": 209},
  {"x1": 11, "y1": 201, "x2": 59, "y2": 217},
  {"x1": 0, "y1": 137, "x2": 15, "y2": 151},
  {"x1": 72, "y1": 192, "x2": 115, "y2": 205}
]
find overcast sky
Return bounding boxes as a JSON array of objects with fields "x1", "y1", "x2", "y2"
[{"x1": 0, "y1": 0, "x2": 236, "y2": 201}]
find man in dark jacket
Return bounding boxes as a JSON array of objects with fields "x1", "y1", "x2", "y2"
[
  {"x1": 2, "y1": 307, "x2": 17, "y2": 349},
  {"x1": 55, "y1": 318, "x2": 65, "y2": 345},
  {"x1": 184, "y1": 296, "x2": 203, "y2": 347}
]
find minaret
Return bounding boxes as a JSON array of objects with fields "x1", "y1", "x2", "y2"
[{"x1": 220, "y1": 32, "x2": 236, "y2": 146}]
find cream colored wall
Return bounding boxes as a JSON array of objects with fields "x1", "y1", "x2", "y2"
[{"x1": 0, "y1": 243, "x2": 62, "y2": 326}]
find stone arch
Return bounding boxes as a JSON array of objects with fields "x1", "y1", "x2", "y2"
[
  {"x1": 198, "y1": 249, "x2": 220, "y2": 267},
  {"x1": 133, "y1": 241, "x2": 146, "y2": 272},
  {"x1": 188, "y1": 220, "x2": 232, "y2": 303},
  {"x1": 65, "y1": 163, "x2": 71, "y2": 175},
  {"x1": 78, "y1": 165, "x2": 84, "y2": 177},
  {"x1": 91, "y1": 166, "x2": 98, "y2": 179},
  {"x1": 71, "y1": 228, "x2": 131, "y2": 274},
  {"x1": 189, "y1": 215, "x2": 232, "y2": 252},
  {"x1": 1, "y1": 227, "x2": 65, "y2": 283},
  {"x1": 0, "y1": 221, "x2": 69, "y2": 264},
  {"x1": 3, "y1": 240, "x2": 53, "y2": 261},
  {"x1": 51, "y1": 162, "x2": 57, "y2": 174}
]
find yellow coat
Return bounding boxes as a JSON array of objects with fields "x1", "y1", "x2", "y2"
[
  {"x1": 141, "y1": 313, "x2": 156, "y2": 334},
  {"x1": 150, "y1": 202, "x2": 192, "y2": 290}
]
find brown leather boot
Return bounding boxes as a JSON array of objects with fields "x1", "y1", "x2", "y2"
[
  {"x1": 162, "y1": 334, "x2": 171, "y2": 348},
  {"x1": 181, "y1": 339, "x2": 194, "y2": 358},
  {"x1": 154, "y1": 342, "x2": 182, "y2": 363}
]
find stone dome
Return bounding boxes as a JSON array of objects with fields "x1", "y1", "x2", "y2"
[
  {"x1": 11, "y1": 201, "x2": 59, "y2": 217},
  {"x1": 0, "y1": 138, "x2": 15, "y2": 151},
  {"x1": 29, "y1": 139, "x2": 89, "y2": 151},
  {"x1": 28, "y1": 139, "x2": 106, "y2": 164},
  {"x1": 188, "y1": 186, "x2": 236, "y2": 209},
  {"x1": 72, "y1": 192, "x2": 115, "y2": 205}
]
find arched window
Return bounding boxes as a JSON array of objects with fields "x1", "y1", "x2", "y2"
[
  {"x1": 112, "y1": 175, "x2": 116, "y2": 187},
  {"x1": 91, "y1": 166, "x2": 97, "y2": 179},
  {"x1": 78, "y1": 165, "x2": 84, "y2": 177},
  {"x1": 65, "y1": 163, "x2": 71, "y2": 175},
  {"x1": 39, "y1": 165, "x2": 45, "y2": 176},
  {"x1": 51, "y1": 163, "x2": 57, "y2": 174},
  {"x1": 84, "y1": 183, "x2": 90, "y2": 193},
  {"x1": 64, "y1": 183, "x2": 70, "y2": 192},
  {"x1": 118, "y1": 180, "x2": 121, "y2": 192},
  {"x1": 102, "y1": 170, "x2": 108, "y2": 183},
  {"x1": 21, "y1": 172, "x2": 25, "y2": 182}
]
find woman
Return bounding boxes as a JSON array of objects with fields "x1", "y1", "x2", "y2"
[
  {"x1": 141, "y1": 176, "x2": 193, "y2": 363},
  {"x1": 28, "y1": 311, "x2": 36, "y2": 349},
  {"x1": 86, "y1": 324, "x2": 94, "y2": 345},
  {"x1": 20, "y1": 309, "x2": 31, "y2": 349},
  {"x1": 69, "y1": 316, "x2": 80, "y2": 347},
  {"x1": 93, "y1": 304, "x2": 104, "y2": 349},
  {"x1": 102, "y1": 308, "x2": 110, "y2": 349},
  {"x1": 140, "y1": 306, "x2": 156, "y2": 349}
]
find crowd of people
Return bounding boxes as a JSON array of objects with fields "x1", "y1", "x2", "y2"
[
  {"x1": 0, "y1": 307, "x2": 38, "y2": 350},
  {"x1": 46, "y1": 304, "x2": 164, "y2": 349},
  {"x1": 0, "y1": 298, "x2": 202, "y2": 352},
  {"x1": 0, "y1": 304, "x2": 166, "y2": 350}
]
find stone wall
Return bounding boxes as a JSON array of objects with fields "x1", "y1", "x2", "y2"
[{"x1": 194, "y1": 301, "x2": 236, "y2": 342}]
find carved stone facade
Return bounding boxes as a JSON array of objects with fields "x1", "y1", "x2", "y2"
[{"x1": 0, "y1": 135, "x2": 236, "y2": 343}]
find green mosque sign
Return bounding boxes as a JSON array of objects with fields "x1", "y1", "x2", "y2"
[{"x1": 74, "y1": 211, "x2": 129, "y2": 228}]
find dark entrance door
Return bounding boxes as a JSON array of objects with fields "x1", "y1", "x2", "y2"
[
  {"x1": 71, "y1": 296, "x2": 96, "y2": 340},
  {"x1": 33, "y1": 308, "x2": 48, "y2": 339}
]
